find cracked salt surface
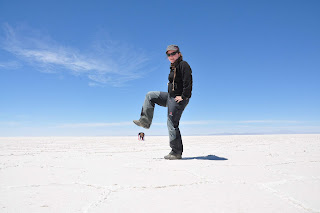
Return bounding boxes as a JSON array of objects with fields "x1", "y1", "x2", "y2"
[{"x1": 0, "y1": 135, "x2": 319, "y2": 212}]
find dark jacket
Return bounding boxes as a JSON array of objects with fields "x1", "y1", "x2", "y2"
[{"x1": 168, "y1": 59, "x2": 193, "y2": 100}]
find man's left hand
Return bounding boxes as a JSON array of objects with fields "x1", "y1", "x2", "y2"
[{"x1": 175, "y1": 96, "x2": 183, "y2": 103}]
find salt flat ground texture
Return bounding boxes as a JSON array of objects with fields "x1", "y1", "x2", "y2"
[{"x1": 0, "y1": 135, "x2": 320, "y2": 213}]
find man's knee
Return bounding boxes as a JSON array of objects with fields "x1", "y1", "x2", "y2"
[{"x1": 146, "y1": 91, "x2": 159, "y2": 100}]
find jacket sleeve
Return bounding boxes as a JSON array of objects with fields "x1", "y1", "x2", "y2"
[{"x1": 180, "y1": 61, "x2": 193, "y2": 100}]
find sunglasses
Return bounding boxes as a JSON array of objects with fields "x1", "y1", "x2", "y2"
[{"x1": 166, "y1": 51, "x2": 179, "y2": 57}]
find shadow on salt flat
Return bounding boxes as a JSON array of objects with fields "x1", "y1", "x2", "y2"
[{"x1": 182, "y1": 155, "x2": 228, "y2": 161}]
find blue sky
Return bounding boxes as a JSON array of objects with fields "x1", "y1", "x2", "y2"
[{"x1": 0, "y1": 0, "x2": 319, "y2": 136}]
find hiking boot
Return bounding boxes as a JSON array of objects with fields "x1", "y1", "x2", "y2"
[
  {"x1": 164, "y1": 151, "x2": 182, "y2": 160},
  {"x1": 133, "y1": 120, "x2": 150, "y2": 129}
]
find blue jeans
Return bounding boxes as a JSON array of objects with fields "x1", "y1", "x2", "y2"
[{"x1": 139, "y1": 91, "x2": 189, "y2": 154}]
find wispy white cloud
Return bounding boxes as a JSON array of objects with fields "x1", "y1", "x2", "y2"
[
  {"x1": 0, "y1": 61, "x2": 21, "y2": 69},
  {"x1": 1, "y1": 119, "x2": 319, "y2": 136},
  {"x1": 0, "y1": 121, "x2": 22, "y2": 127},
  {"x1": 57, "y1": 122, "x2": 132, "y2": 128},
  {"x1": 151, "y1": 120, "x2": 213, "y2": 126},
  {"x1": 46, "y1": 120, "x2": 306, "y2": 130},
  {"x1": 236, "y1": 120, "x2": 300, "y2": 124},
  {"x1": 0, "y1": 23, "x2": 149, "y2": 86},
  {"x1": 179, "y1": 120, "x2": 301, "y2": 125},
  {"x1": 56, "y1": 120, "x2": 216, "y2": 129},
  {"x1": 59, "y1": 120, "x2": 299, "y2": 127}
]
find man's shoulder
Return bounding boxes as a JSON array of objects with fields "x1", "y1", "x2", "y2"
[{"x1": 179, "y1": 60, "x2": 191, "y2": 69}]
